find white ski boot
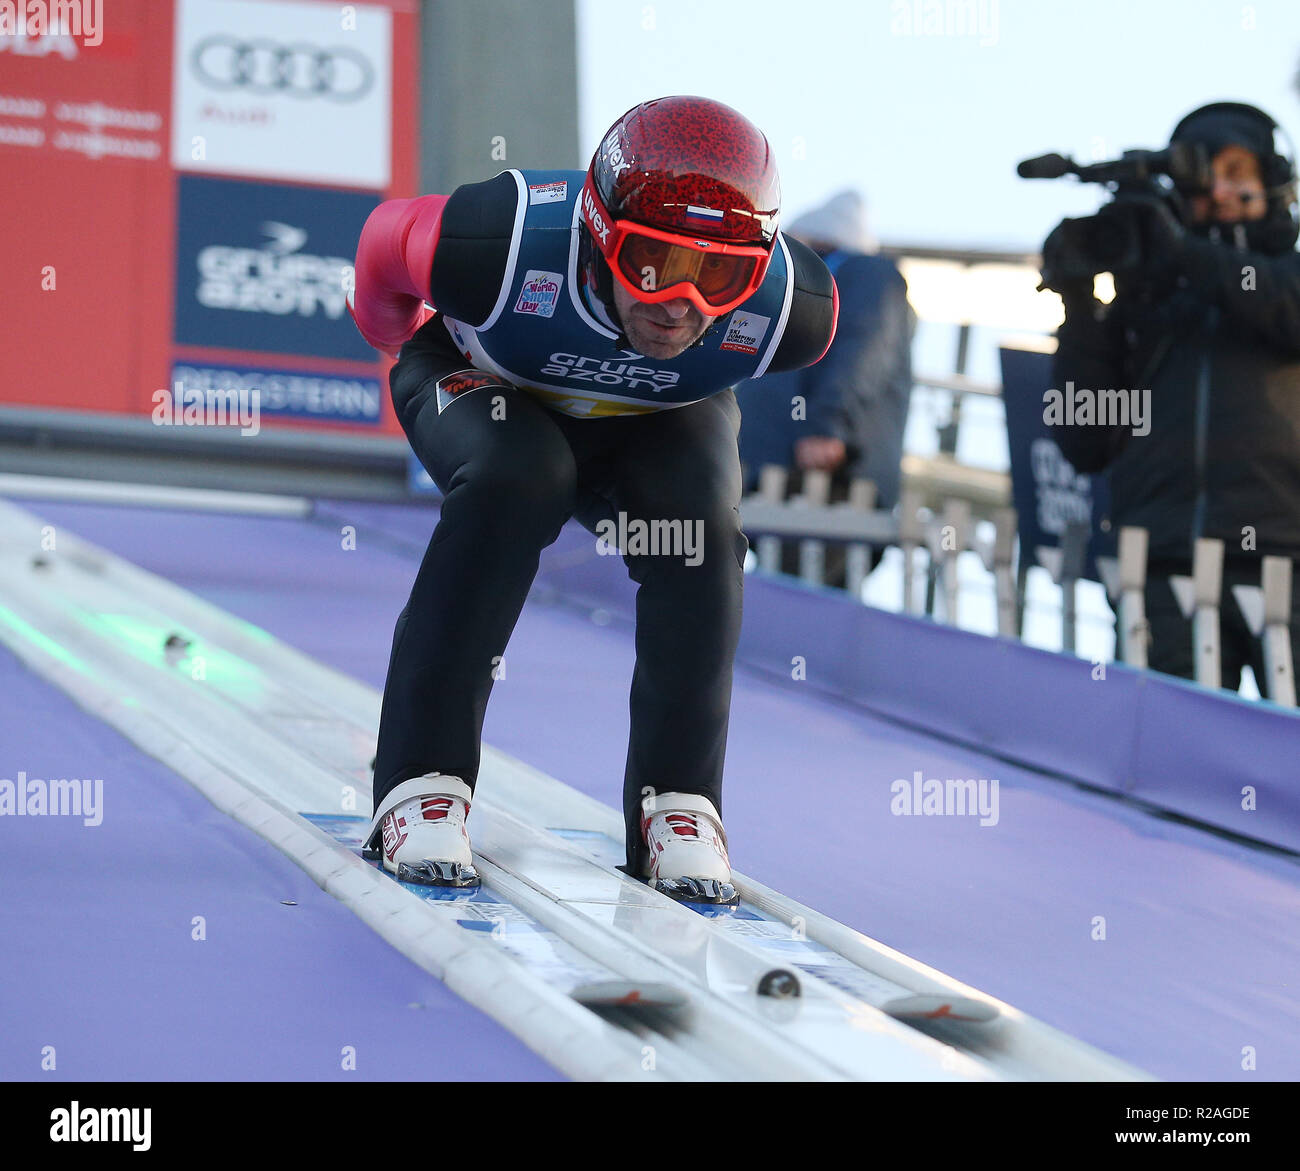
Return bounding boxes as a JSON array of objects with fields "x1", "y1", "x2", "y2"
[
  {"x1": 364, "y1": 775, "x2": 479, "y2": 888},
  {"x1": 640, "y1": 791, "x2": 738, "y2": 906}
]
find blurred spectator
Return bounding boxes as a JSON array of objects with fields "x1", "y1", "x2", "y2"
[
  {"x1": 736, "y1": 190, "x2": 915, "y2": 588},
  {"x1": 1052, "y1": 102, "x2": 1300, "y2": 692}
]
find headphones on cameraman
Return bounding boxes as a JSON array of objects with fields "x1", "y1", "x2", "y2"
[
  {"x1": 1169, "y1": 100, "x2": 1298, "y2": 250},
  {"x1": 1170, "y1": 101, "x2": 1296, "y2": 189}
]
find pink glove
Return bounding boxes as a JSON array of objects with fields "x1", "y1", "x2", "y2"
[{"x1": 350, "y1": 194, "x2": 449, "y2": 358}]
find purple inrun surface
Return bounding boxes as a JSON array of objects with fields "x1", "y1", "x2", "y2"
[
  {"x1": 0, "y1": 639, "x2": 561, "y2": 1081},
  {"x1": 6, "y1": 495, "x2": 1300, "y2": 1082}
]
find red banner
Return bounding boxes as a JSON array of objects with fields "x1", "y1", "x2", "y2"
[{"x1": 0, "y1": 0, "x2": 418, "y2": 435}]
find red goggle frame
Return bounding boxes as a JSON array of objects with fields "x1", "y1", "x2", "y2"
[{"x1": 581, "y1": 177, "x2": 772, "y2": 316}]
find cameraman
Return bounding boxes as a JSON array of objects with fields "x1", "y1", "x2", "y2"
[{"x1": 1050, "y1": 102, "x2": 1300, "y2": 693}]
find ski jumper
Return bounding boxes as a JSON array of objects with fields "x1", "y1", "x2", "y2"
[{"x1": 352, "y1": 168, "x2": 838, "y2": 872}]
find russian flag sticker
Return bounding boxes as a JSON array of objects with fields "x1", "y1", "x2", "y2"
[{"x1": 683, "y1": 205, "x2": 725, "y2": 226}]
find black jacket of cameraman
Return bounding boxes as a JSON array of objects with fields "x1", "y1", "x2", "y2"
[{"x1": 1051, "y1": 237, "x2": 1300, "y2": 563}]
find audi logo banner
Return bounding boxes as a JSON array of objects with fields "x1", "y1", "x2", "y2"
[
  {"x1": 172, "y1": 0, "x2": 392, "y2": 188},
  {"x1": 190, "y1": 37, "x2": 376, "y2": 102}
]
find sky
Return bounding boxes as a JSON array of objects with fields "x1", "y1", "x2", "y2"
[{"x1": 576, "y1": 0, "x2": 1300, "y2": 252}]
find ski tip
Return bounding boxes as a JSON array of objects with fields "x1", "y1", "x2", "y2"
[
  {"x1": 571, "y1": 981, "x2": 689, "y2": 1010},
  {"x1": 882, "y1": 994, "x2": 1000, "y2": 1023}
]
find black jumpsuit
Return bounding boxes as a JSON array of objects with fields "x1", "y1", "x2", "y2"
[{"x1": 373, "y1": 316, "x2": 756, "y2": 873}]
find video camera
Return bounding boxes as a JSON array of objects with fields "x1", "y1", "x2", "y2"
[{"x1": 1018, "y1": 144, "x2": 1214, "y2": 292}]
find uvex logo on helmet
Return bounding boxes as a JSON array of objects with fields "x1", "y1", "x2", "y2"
[
  {"x1": 581, "y1": 182, "x2": 611, "y2": 245},
  {"x1": 601, "y1": 128, "x2": 633, "y2": 178}
]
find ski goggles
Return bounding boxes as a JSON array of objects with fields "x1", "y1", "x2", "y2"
[{"x1": 581, "y1": 178, "x2": 772, "y2": 316}]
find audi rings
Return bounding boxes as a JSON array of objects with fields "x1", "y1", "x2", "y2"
[{"x1": 191, "y1": 36, "x2": 375, "y2": 102}]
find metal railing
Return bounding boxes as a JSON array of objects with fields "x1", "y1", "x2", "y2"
[{"x1": 739, "y1": 474, "x2": 1296, "y2": 706}]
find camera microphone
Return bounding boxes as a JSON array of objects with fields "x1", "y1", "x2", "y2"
[{"x1": 1017, "y1": 153, "x2": 1074, "y2": 179}]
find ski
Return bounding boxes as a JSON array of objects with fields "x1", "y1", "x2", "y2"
[
  {"x1": 548, "y1": 826, "x2": 1000, "y2": 1027},
  {"x1": 306, "y1": 813, "x2": 687, "y2": 1012}
]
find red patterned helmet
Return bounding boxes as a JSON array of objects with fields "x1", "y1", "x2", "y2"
[{"x1": 581, "y1": 95, "x2": 781, "y2": 317}]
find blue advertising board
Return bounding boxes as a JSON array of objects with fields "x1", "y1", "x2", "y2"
[
  {"x1": 168, "y1": 360, "x2": 382, "y2": 427},
  {"x1": 174, "y1": 174, "x2": 380, "y2": 362},
  {"x1": 999, "y1": 345, "x2": 1115, "y2": 582}
]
